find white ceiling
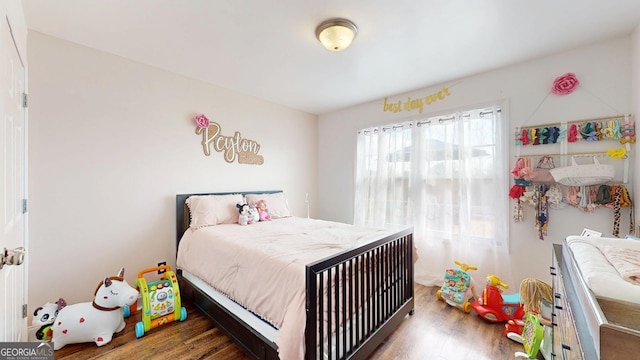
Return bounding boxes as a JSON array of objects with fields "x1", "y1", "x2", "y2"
[{"x1": 21, "y1": 0, "x2": 640, "y2": 115}]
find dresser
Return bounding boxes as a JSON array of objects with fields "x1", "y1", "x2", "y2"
[{"x1": 551, "y1": 243, "x2": 640, "y2": 360}]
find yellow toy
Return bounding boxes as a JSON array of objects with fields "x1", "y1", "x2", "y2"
[{"x1": 124, "y1": 265, "x2": 187, "y2": 338}]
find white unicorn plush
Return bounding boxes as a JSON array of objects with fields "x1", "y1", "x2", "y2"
[{"x1": 52, "y1": 268, "x2": 138, "y2": 350}]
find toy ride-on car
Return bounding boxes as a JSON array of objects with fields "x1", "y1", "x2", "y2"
[{"x1": 471, "y1": 274, "x2": 524, "y2": 323}]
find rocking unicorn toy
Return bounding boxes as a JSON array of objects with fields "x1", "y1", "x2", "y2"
[{"x1": 52, "y1": 268, "x2": 139, "y2": 350}]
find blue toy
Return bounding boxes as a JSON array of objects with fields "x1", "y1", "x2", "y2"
[
  {"x1": 436, "y1": 260, "x2": 479, "y2": 313},
  {"x1": 124, "y1": 265, "x2": 187, "y2": 338}
]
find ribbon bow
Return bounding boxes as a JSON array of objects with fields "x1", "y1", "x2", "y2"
[
  {"x1": 539, "y1": 127, "x2": 549, "y2": 144},
  {"x1": 620, "y1": 137, "x2": 636, "y2": 144},
  {"x1": 594, "y1": 122, "x2": 602, "y2": 141},
  {"x1": 521, "y1": 129, "x2": 530, "y2": 145},
  {"x1": 621, "y1": 118, "x2": 635, "y2": 127},
  {"x1": 581, "y1": 122, "x2": 597, "y2": 142},
  {"x1": 531, "y1": 128, "x2": 539, "y2": 145},
  {"x1": 606, "y1": 148, "x2": 627, "y2": 159},
  {"x1": 567, "y1": 124, "x2": 579, "y2": 142},
  {"x1": 602, "y1": 120, "x2": 617, "y2": 139},
  {"x1": 547, "y1": 126, "x2": 560, "y2": 143}
]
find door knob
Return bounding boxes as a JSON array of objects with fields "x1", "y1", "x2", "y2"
[{"x1": 0, "y1": 247, "x2": 25, "y2": 269}]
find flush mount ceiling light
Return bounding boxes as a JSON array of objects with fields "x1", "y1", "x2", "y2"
[{"x1": 315, "y1": 18, "x2": 358, "y2": 52}]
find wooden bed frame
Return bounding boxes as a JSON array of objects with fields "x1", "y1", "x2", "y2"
[{"x1": 175, "y1": 191, "x2": 414, "y2": 360}]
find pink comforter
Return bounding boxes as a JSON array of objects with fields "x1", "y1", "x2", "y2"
[{"x1": 176, "y1": 217, "x2": 394, "y2": 360}]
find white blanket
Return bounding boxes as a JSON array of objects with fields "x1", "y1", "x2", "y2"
[
  {"x1": 176, "y1": 217, "x2": 395, "y2": 360},
  {"x1": 597, "y1": 245, "x2": 640, "y2": 285}
]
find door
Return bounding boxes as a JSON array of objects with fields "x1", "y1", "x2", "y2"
[{"x1": 1, "y1": 15, "x2": 28, "y2": 342}]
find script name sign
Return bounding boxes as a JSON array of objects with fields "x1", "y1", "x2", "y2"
[{"x1": 194, "y1": 114, "x2": 264, "y2": 165}]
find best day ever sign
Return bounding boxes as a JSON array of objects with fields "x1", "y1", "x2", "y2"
[{"x1": 383, "y1": 86, "x2": 451, "y2": 114}]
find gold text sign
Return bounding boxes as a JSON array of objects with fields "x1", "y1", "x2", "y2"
[
  {"x1": 196, "y1": 121, "x2": 264, "y2": 165},
  {"x1": 383, "y1": 87, "x2": 451, "y2": 114}
]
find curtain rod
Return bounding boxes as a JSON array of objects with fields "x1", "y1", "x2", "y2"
[
  {"x1": 517, "y1": 114, "x2": 629, "y2": 129},
  {"x1": 359, "y1": 108, "x2": 502, "y2": 133}
]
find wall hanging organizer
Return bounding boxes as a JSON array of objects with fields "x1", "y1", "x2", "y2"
[{"x1": 510, "y1": 114, "x2": 635, "y2": 240}]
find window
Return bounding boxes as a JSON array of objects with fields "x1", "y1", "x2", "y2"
[{"x1": 355, "y1": 105, "x2": 509, "y2": 285}]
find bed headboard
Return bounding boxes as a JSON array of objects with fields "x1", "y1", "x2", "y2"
[{"x1": 175, "y1": 190, "x2": 283, "y2": 252}]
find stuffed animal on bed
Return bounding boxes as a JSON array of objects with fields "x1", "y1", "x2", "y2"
[
  {"x1": 248, "y1": 204, "x2": 259, "y2": 224},
  {"x1": 237, "y1": 202, "x2": 250, "y2": 225},
  {"x1": 33, "y1": 298, "x2": 66, "y2": 341},
  {"x1": 255, "y1": 199, "x2": 271, "y2": 221}
]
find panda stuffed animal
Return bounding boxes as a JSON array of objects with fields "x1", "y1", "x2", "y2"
[
  {"x1": 237, "y1": 202, "x2": 250, "y2": 225},
  {"x1": 33, "y1": 298, "x2": 66, "y2": 341}
]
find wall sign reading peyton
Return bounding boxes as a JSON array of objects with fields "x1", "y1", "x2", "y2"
[{"x1": 194, "y1": 113, "x2": 264, "y2": 165}]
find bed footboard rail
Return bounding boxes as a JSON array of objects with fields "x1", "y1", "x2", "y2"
[{"x1": 305, "y1": 228, "x2": 414, "y2": 360}]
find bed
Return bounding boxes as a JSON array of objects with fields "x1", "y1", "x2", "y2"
[
  {"x1": 551, "y1": 236, "x2": 640, "y2": 359},
  {"x1": 175, "y1": 191, "x2": 414, "y2": 360}
]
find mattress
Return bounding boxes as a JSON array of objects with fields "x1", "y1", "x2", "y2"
[{"x1": 565, "y1": 235, "x2": 640, "y2": 304}]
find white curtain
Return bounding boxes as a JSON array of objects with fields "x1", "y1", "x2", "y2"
[{"x1": 355, "y1": 106, "x2": 513, "y2": 288}]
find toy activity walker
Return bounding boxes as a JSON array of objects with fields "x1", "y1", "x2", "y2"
[
  {"x1": 125, "y1": 265, "x2": 187, "y2": 338},
  {"x1": 436, "y1": 260, "x2": 479, "y2": 313}
]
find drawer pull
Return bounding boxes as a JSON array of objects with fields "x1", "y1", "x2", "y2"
[
  {"x1": 551, "y1": 322, "x2": 558, "y2": 327},
  {"x1": 554, "y1": 293, "x2": 561, "y2": 299},
  {"x1": 555, "y1": 305, "x2": 563, "y2": 310},
  {"x1": 562, "y1": 343, "x2": 571, "y2": 351}
]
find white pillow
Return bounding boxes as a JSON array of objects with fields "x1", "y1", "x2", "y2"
[
  {"x1": 185, "y1": 194, "x2": 243, "y2": 229},
  {"x1": 245, "y1": 192, "x2": 292, "y2": 219}
]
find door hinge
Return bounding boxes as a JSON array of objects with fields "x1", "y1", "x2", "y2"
[
  {"x1": 22, "y1": 93, "x2": 28, "y2": 108},
  {"x1": 22, "y1": 199, "x2": 27, "y2": 214},
  {"x1": 22, "y1": 304, "x2": 27, "y2": 318}
]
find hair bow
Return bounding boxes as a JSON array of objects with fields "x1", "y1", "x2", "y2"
[
  {"x1": 515, "y1": 131, "x2": 523, "y2": 146},
  {"x1": 521, "y1": 129, "x2": 530, "y2": 145},
  {"x1": 531, "y1": 128, "x2": 539, "y2": 145},
  {"x1": 606, "y1": 148, "x2": 627, "y2": 159},
  {"x1": 621, "y1": 118, "x2": 635, "y2": 127},
  {"x1": 539, "y1": 127, "x2": 549, "y2": 144},
  {"x1": 581, "y1": 122, "x2": 597, "y2": 142},
  {"x1": 594, "y1": 122, "x2": 602, "y2": 141},
  {"x1": 620, "y1": 137, "x2": 636, "y2": 144},
  {"x1": 567, "y1": 124, "x2": 579, "y2": 142},
  {"x1": 547, "y1": 126, "x2": 560, "y2": 143},
  {"x1": 602, "y1": 120, "x2": 616, "y2": 139}
]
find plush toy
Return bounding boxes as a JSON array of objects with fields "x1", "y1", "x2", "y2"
[
  {"x1": 236, "y1": 202, "x2": 250, "y2": 225},
  {"x1": 52, "y1": 268, "x2": 138, "y2": 350},
  {"x1": 255, "y1": 199, "x2": 271, "y2": 221},
  {"x1": 33, "y1": 298, "x2": 66, "y2": 341},
  {"x1": 248, "y1": 204, "x2": 259, "y2": 224}
]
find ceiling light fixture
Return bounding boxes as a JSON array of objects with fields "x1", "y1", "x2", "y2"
[{"x1": 315, "y1": 18, "x2": 358, "y2": 52}]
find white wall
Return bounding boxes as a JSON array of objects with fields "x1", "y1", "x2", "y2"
[
  {"x1": 27, "y1": 32, "x2": 318, "y2": 310},
  {"x1": 318, "y1": 37, "x2": 634, "y2": 286}
]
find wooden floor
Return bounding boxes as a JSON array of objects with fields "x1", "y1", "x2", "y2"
[{"x1": 53, "y1": 284, "x2": 523, "y2": 360}]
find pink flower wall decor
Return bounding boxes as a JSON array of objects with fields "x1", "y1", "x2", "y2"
[
  {"x1": 551, "y1": 73, "x2": 580, "y2": 95},
  {"x1": 194, "y1": 113, "x2": 210, "y2": 129}
]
